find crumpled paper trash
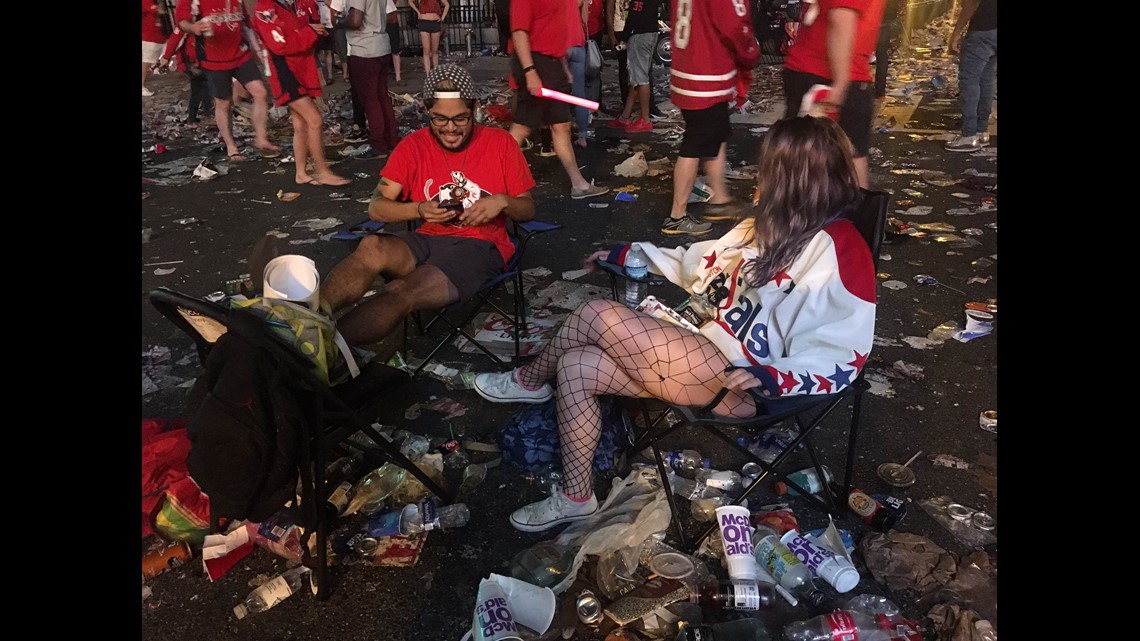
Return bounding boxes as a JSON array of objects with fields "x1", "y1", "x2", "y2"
[
  {"x1": 927, "y1": 603, "x2": 996, "y2": 641},
  {"x1": 859, "y1": 531, "x2": 957, "y2": 595},
  {"x1": 614, "y1": 152, "x2": 649, "y2": 178}
]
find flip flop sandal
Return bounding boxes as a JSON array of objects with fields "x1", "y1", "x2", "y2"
[
  {"x1": 227, "y1": 153, "x2": 248, "y2": 162},
  {"x1": 258, "y1": 148, "x2": 283, "y2": 159}
]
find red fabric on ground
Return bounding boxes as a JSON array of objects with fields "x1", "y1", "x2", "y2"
[{"x1": 142, "y1": 418, "x2": 191, "y2": 538}]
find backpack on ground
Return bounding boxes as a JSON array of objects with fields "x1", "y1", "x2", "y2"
[{"x1": 186, "y1": 308, "x2": 319, "y2": 556}]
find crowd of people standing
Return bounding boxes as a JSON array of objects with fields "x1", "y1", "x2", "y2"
[{"x1": 144, "y1": 0, "x2": 995, "y2": 212}]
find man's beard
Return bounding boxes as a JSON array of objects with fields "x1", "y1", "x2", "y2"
[{"x1": 430, "y1": 125, "x2": 474, "y2": 152}]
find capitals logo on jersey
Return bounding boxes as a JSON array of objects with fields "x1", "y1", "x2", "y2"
[{"x1": 422, "y1": 171, "x2": 489, "y2": 227}]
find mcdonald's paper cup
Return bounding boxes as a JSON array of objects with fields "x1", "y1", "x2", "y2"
[
  {"x1": 473, "y1": 578, "x2": 523, "y2": 641},
  {"x1": 487, "y1": 574, "x2": 555, "y2": 635},
  {"x1": 263, "y1": 255, "x2": 320, "y2": 311},
  {"x1": 715, "y1": 505, "x2": 758, "y2": 582}
]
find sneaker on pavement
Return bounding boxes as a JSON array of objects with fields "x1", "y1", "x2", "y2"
[
  {"x1": 945, "y1": 134, "x2": 982, "y2": 153},
  {"x1": 700, "y1": 201, "x2": 748, "y2": 221},
  {"x1": 344, "y1": 127, "x2": 369, "y2": 143},
  {"x1": 510, "y1": 489, "x2": 599, "y2": 533},
  {"x1": 142, "y1": 87, "x2": 154, "y2": 97},
  {"x1": 660, "y1": 215, "x2": 714, "y2": 236},
  {"x1": 358, "y1": 146, "x2": 389, "y2": 160},
  {"x1": 608, "y1": 115, "x2": 632, "y2": 129},
  {"x1": 649, "y1": 106, "x2": 665, "y2": 121},
  {"x1": 473, "y1": 370, "x2": 554, "y2": 404},
  {"x1": 571, "y1": 181, "x2": 610, "y2": 199},
  {"x1": 625, "y1": 117, "x2": 653, "y2": 133},
  {"x1": 978, "y1": 132, "x2": 990, "y2": 146}
]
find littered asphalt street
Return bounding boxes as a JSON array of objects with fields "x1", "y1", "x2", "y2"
[{"x1": 141, "y1": 31, "x2": 998, "y2": 641}]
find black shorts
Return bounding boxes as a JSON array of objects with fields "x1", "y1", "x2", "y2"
[
  {"x1": 418, "y1": 19, "x2": 441, "y2": 33},
  {"x1": 386, "y1": 21, "x2": 402, "y2": 51},
  {"x1": 205, "y1": 58, "x2": 263, "y2": 100},
  {"x1": 510, "y1": 52, "x2": 572, "y2": 129},
  {"x1": 679, "y1": 102, "x2": 731, "y2": 158},
  {"x1": 317, "y1": 33, "x2": 334, "y2": 52},
  {"x1": 782, "y1": 68, "x2": 874, "y2": 158},
  {"x1": 382, "y1": 230, "x2": 504, "y2": 303}
]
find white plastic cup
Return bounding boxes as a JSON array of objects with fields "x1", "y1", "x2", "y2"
[
  {"x1": 263, "y1": 255, "x2": 321, "y2": 311},
  {"x1": 780, "y1": 530, "x2": 860, "y2": 593},
  {"x1": 715, "y1": 505, "x2": 758, "y2": 582},
  {"x1": 473, "y1": 579, "x2": 523, "y2": 641}
]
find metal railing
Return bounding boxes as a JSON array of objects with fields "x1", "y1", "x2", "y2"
[{"x1": 395, "y1": 2, "x2": 498, "y2": 58}]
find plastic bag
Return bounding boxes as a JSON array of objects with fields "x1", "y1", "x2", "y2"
[{"x1": 547, "y1": 467, "x2": 672, "y2": 595}]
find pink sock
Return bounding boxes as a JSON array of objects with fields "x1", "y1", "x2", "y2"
[
  {"x1": 564, "y1": 492, "x2": 592, "y2": 503},
  {"x1": 513, "y1": 368, "x2": 545, "y2": 392}
]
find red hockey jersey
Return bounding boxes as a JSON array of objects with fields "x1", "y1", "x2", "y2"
[
  {"x1": 175, "y1": 0, "x2": 252, "y2": 71},
  {"x1": 253, "y1": 0, "x2": 322, "y2": 105},
  {"x1": 668, "y1": 0, "x2": 759, "y2": 110}
]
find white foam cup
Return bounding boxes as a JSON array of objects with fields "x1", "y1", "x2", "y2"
[
  {"x1": 473, "y1": 578, "x2": 523, "y2": 641},
  {"x1": 263, "y1": 255, "x2": 321, "y2": 311},
  {"x1": 715, "y1": 505, "x2": 758, "y2": 582},
  {"x1": 780, "y1": 530, "x2": 859, "y2": 593},
  {"x1": 487, "y1": 573, "x2": 555, "y2": 635}
]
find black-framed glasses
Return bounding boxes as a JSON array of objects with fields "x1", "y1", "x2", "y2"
[{"x1": 429, "y1": 112, "x2": 473, "y2": 127}]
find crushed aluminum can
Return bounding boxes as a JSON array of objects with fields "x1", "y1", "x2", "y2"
[
  {"x1": 971, "y1": 512, "x2": 995, "y2": 530},
  {"x1": 913, "y1": 274, "x2": 938, "y2": 285},
  {"x1": 575, "y1": 589, "x2": 604, "y2": 626}
]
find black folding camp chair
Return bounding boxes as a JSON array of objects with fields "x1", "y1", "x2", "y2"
[
  {"x1": 604, "y1": 190, "x2": 889, "y2": 552},
  {"x1": 402, "y1": 218, "x2": 562, "y2": 376},
  {"x1": 149, "y1": 287, "x2": 456, "y2": 599}
]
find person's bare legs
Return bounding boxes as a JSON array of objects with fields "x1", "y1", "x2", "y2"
[
  {"x1": 854, "y1": 156, "x2": 869, "y2": 189},
  {"x1": 703, "y1": 142, "x2": 732, "y2": 205},
  {"x1": 291, "y1": 110, "x2": 312, "y2": 184},
  {"x1": 618, "y1": 85, "x2": 637, "y2": 120},
  {"x1": 291, "y1": 96, "x2": 349, "y2": 186},
  {"x1": 244, "y1": 80, "x2": 282, "y2": 152},
  {"x1": 214, "y1": 97, "x2": 242, "y2": 157},
  {"x1": 429, "y1": 32, "x2": 441, "y2": 70},
  {"x1": 420, "y1": 31, "x2": 432, "y2": 72},
  {"x1": 393, "y1": 52, "x2": 402, "y2": 82},
  {"x1": 508, "y1": 122, "x2": 531, "y2": 146},
  {"x1": 321, "y1": 234, "x2": 458, "y2": 344},
  {"x1": 636, "y1": 83, "x2": 651, "y2": 123},
  {"x1": 669, "y1": 155, "x2": 700, "y2": 219},
  {"x1": 516, "y1": 299, "x2": 756, "y2": 497},
  {"x1": 550, "y1": 122, "x2": 592, "y2": 192}
]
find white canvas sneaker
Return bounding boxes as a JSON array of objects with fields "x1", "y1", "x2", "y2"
[
  {"x1": 510, "y1": 489, "x2": 599, "y2": 532},
  {"x1": 473, "y1": 370, "x2": 554, "y2": 404}
]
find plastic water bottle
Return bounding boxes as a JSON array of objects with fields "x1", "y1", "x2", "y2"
[
  {"x1": 677, "y1": 618, "x2": 772, "y2": 641},
  {"x1": 696, "y1": 468, "x2": 744, "y2": 494},
  {"x1": 232, "y1": 566, "x2": 310, "y2": 619},
  {"x1": 666, "y1": 472, "x2": 726, "y2": 522},
  {"x1": 399, "y1": 499, "x2": 471, "y2": 534},
  {"x1": 344, "y1": 463, "x2": 407, "y2": 516},
  {"x1": 623, "y1": 243, "x2": 649, "y2": 307},
  {"x1": 752, "y1": 524, "x2": 826, "y2": 608},
  {"x1": 664, "y1": 449, "x2": 710, "y2": 477}
]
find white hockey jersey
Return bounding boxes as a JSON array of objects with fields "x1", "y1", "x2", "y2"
[{"x1": 612, "y1": 218, "x2": 876, "y2": 398}]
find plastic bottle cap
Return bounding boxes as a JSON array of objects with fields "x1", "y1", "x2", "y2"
[
  {"x1": 233, "y1": 604, "x2": 248, "y2": 620},
  {"x1": 775, "y1": 481, "x2": 788, "y2": 495}
]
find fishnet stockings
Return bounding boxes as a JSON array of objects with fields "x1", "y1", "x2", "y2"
[{"x1": 519, "y1": 299, "x2": 756, "y2": 498}]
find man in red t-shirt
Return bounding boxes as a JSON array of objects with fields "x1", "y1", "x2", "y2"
[
  {"x1": 320, "y1": 65, "x2": 538, "y2": 346},
  {"x1": 782, "y1": 0, "x2": 886, "y2": 188},
  {"x1": 176, "y1": 0, "x2": 282, "y2": 160},
  {"x1": 509, "y1": 0, "x2": 608, "y2": 199}
]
